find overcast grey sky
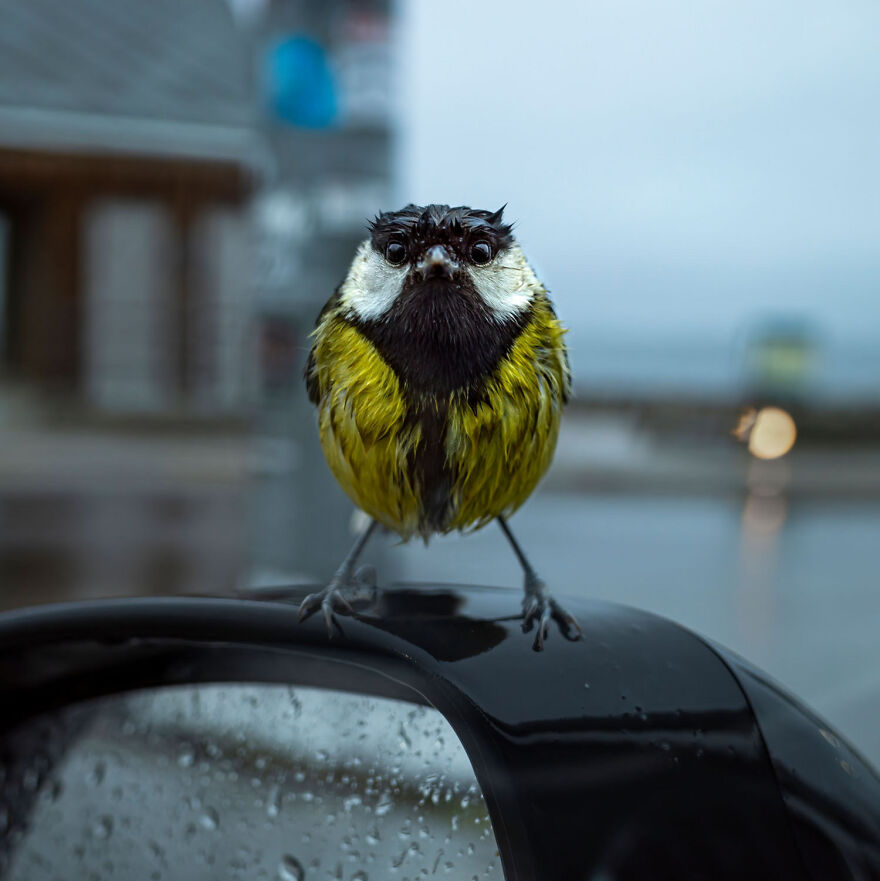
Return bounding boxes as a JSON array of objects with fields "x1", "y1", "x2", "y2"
[{"x1": 396, "y1": 0, "x2": 879, "y2": 389}]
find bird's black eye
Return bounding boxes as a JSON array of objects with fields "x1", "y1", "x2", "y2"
[
  {"x1": 385, "y1": 241, "x2": 407, "y2": 265},
  {"x1": 470, "y1": 241, "x2": 493, "y2": 265}
]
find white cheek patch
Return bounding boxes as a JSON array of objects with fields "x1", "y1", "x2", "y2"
[
  {"x1": 468, "y1": 244, "x2": 538, "y2": 319},
  {"x1": 337, "y1": 240, "x2": 407, "y2": 321}
]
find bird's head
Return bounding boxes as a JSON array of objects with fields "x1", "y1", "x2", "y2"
[{"x1": 338, "y1": 204, "x2": 539, "y2": 324}]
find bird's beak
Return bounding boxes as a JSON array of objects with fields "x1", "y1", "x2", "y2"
[{"x1": 414, "y1": 245, "x2": 459, "y2": 281}]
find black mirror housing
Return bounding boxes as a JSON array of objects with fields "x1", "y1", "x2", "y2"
[{"x1": 1, "y1": 586, "x2": 878, "y2": 880}]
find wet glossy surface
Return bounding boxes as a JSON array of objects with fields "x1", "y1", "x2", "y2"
[
  {"x1": 721, "y1": 652, "x2": 880, "y2": 880},
  {"x1": 365, "y1": 590, "x2": 806, "y2": 880},
  {"x1": 1, "y1": 587, "x2": 879, "y2": 880}
]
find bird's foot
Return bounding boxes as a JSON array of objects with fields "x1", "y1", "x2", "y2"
[
  {"x1": 297, "y1": 565, "x2": 377, "y2": 638},
  {"x1": 521, "y1": 575, "x2": 582, "y2": 651}
]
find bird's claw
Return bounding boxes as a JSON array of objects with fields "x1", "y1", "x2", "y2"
[
  {"x1": 297, "y1": 583, "x2": 352, "y2": 638},
  {"x1": 297, "y1": 567, "x2": 377, "y2": 638},
  {"x1": 522, "y1": 578, "x2": 582, "y2": 651}
]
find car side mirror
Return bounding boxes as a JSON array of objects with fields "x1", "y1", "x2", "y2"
[{"x1": 1, "y1": 586, "x2": 879, "y2": 880}]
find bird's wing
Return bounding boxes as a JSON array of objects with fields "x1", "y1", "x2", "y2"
[
  {"x1": 539, "y1": 292, "x2": 572, "y2": 404},
  {"x1": 304, "y1": 285, "x2": 343, "y2": 405}
]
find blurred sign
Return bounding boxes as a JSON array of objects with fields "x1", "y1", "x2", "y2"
[
  {"x1": 224, "y1": 0, "x2": 268, "y2": 26},
  {"x1": 332, "y1": 8, "x2": 393, "y2": 127},
  {"x1": 252, "y1": 189, "x2": 306, "y2": 298},
  {"x1": 744, "y1": 318, "x2": 819, "y2": 400}
]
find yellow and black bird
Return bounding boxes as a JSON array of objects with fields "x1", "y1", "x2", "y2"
[{"x1": 299, "y1": 203, "x2": 581, "y2": 650}]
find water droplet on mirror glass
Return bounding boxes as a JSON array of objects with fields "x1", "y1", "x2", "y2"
[
  {"x1": 178, "y1": 749, "x2": 195, "y2": 768},
  {"x1": 199, "y1": 807, "x2": 220, "y2": 831},
  {"x1": 397, "y1": 723, "x2": 412, "y2": 750},
  {"x1": 38, "y1": 778, "x2": 63, "y2": 805},
  {"x1": 391, "y1": 848, "x2": 409, "y2": 869},
  {"x1": 267, "y1": 785, "x2": 282, "y2": 818},
  {"x1": 21, "y1": 768, "x2": 40, "y2": 792},
  {"x1": 278, "y1": 854, "x2": 304, "y2": 881},
  {"x1": 88, "y1": 760, "x2": 106, "y2": 786},
  {"x1": 91, "y1": 815, "x2": 114, "y2": 840}
]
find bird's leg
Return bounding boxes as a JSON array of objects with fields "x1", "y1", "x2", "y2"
[
  {"x1": 497, "y1": 516, "x2": 582, "y2": 651},
  {"x1": 298, "y1": 519, "x2": 380, "y2": 637}
]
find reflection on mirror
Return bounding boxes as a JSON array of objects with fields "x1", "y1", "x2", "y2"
[{"x1": 1, "y1": 684, "x2": 503, "y2": 880}]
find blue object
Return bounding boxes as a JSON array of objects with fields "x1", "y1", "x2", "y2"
[{"x1": 265, "y1": 35, "x2": 337, "y2": 128}]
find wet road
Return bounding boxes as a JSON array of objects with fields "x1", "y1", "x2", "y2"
[{"x1": 0, "y1": 489, "x2": 246, "y2": 608}]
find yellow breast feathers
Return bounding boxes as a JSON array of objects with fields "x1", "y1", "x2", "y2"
[{"x1": 308, "y1": 294, "x2": 570, "y2": 538}]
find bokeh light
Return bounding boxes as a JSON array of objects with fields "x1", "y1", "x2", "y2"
[{"x1": 745, "y1": 407, "x2": 797, "y2": 460}]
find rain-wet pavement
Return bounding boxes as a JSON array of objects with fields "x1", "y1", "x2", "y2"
[{"x1": 0, "y1": 490, "x2": 246, "y2": 608}]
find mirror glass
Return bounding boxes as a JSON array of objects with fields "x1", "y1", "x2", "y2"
[{"x1": 2, "y1": 684, "x2": 503, "y2": 880}]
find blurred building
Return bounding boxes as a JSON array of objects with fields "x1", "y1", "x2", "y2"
[
  {"x1": 0, "y1": 0, "x2": 400, "y2": 607},
  {"x1": 0, "y1": 0, "x2": 261, "y2": 414}
]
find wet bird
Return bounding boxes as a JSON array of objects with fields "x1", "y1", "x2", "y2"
[{"x1": 299, "y1": 203, "x2": 581, "y2": 650}]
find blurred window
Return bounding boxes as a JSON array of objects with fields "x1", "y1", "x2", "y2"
[
  {"x1": 0, "y1": 213, "x2": 7, "y2": 364},
  {"x1": 84, "y1": 201, "x2": 178, "y2": 412},
  {"x1": 3, "y1": 684, "x2": 503, "y2": 880}
]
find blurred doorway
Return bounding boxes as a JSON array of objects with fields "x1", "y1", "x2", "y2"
[
  {"x1": 0, "y1": 209, "x2": 8, "y2": 370},
  {"x1": 0, "y1": 193, "x2": 59, "y2": 387}
]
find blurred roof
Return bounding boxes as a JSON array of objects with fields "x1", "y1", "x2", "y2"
[{"x1": 0, "y1": 0, "x2": 261, "y2": 164}]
